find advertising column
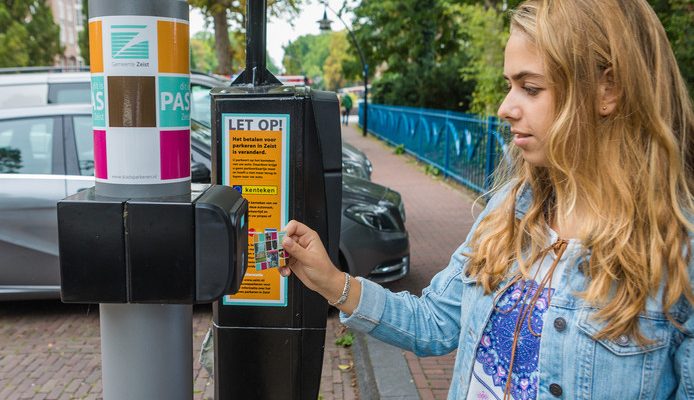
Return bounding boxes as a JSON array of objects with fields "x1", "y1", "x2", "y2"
[
  {"x1": 87, "y1": 1, "x2": 193, "y2": 399},
  {"x1": 89, "y1": 6, "x2": 191, "y2": 197}
]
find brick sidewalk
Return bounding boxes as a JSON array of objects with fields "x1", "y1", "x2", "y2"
[
  {"x1": 0, "y1": 303, "x2": 356, "y2": 400},
  {"x1": 342, "y1": 123, "x2": 481, "y2": 400},
  {"x1": 321, "y1": 310, "x2": 360, "y2": 400}
]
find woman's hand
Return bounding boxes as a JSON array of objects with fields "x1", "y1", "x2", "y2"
[{"x1": 280, "y1": 220, "x2": 361, "y2": 314}]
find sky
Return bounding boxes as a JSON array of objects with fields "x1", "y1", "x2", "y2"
[{"x1": 188, "y1": 1, "x2": 354, "y2": 72}]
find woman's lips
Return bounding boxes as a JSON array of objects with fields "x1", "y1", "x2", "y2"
[{"x1": 512, "y1": 132, "x2": 533, "y2": 147}]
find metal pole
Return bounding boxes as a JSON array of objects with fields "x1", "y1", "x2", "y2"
[
  {"x1": 484, "y1": 115, "x2": 496, "y2": 190},
  {"x1": 232, "y1": 0, "x2": 280, "y2": 86},
  {"x1": 246, "y1": 0, "x2": 267, "y2": 86},
  {"x1": 363, "y1": 64, "x2": 368, "y2": 136},
  {"x1": 100, "y1": 304, "x2": 192, "y2": 399},
  {"x1": 88, "y1": 1, "x2": 193, "y2": 398}
]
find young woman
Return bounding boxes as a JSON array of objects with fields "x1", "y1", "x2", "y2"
[{"x1": 280, "y1": 0, "x2": 694, "y2": 398}]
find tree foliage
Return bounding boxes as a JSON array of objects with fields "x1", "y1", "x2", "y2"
[
  {"x1": 447, "y1": 3, "x2": 508, "y2": 115},
  {"x1": 323, "y1": 31, "x2": 350, "y2": 91},
  {"x1": 282, "y1": 33, "x2": 330, "y2": 87},
  {"x1": 78, "y1": 0, "x2": 89, "y2": 64},
  {"x1": 188, "y1": 0, "x2": 304, "y2": 75},
  {"x1": 649, "y1": 0, "x2": 694, "y2": 97},
  {"x1": 0, "y1": 0, "x2": 62, "y2": 67},
  {"x1": 282, "y1": 31, "x2": 356, "y2": 90},
  {"x1": 351, "y1": 0, "x2": 691, "y2": 114},
  {"x1": 351, "y1": 0, "x2": 475, "y2": 111},
  {"x1": 190, "y1": 30, "x2": 250, "y2": 74},
  {"x1": 190, "y1": 31, "x2": 219, "y2": 73}
]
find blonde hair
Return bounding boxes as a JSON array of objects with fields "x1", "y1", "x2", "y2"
[{"x1": 466, "y1": 0, "x2": 694, "y2": 343}]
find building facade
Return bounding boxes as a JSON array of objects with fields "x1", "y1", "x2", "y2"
[{"x1": 47, "y1": 0, "x2": 84, "y2": 67}]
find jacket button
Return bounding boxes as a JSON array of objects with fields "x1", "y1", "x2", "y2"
[
  {"x1": 577, "y1": 263, "x2": 586, "y2": 274},
  {"x1": 549, "y1": 383, "x2": 563, "y2": 397},
  {"x1": 617, "y1": 335, "x2": 630, "y2": 346},
  {"x1": 553, "y1": 317, "x2": 567, "y2": 332}
]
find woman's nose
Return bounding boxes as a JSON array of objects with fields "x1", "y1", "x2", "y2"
[{"x1": 498, "y1": 94, "x2": 519, "y2": 121}]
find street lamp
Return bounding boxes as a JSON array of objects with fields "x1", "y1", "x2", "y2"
[{"x1": 318, "y1": 5, "x2": 368, "y2": 137}]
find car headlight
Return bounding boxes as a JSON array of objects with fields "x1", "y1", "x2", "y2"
[
  {"x1": 345, "y1": 204, "x2": 401, "y2": 231},
  {"x1": 342, "y1": 161, "x2": 369, "y2": 180}
]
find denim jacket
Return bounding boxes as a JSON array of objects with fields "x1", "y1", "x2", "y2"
[{"x1": 341, "y1": 184, "x2": 694, "y2": 399}]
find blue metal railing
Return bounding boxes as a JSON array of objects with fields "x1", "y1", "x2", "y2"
[{"x1": 358, "y1": 103, "x2": 509, "y2": 194}]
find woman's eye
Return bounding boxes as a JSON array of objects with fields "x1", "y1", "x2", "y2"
[{"x1": 524, "y1": 86, "x2": 540, "y2": 96}]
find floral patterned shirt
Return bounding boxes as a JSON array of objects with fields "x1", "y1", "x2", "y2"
[{"x1": 467, "y1": 231, "x2": 581, "y2": 400}]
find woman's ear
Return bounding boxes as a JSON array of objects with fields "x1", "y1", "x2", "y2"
[{"x1": 598, "y1": 68, "x2": 618, "y2": 117}]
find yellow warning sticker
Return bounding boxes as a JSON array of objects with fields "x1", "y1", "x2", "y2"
[{"x1": 221, "y1": 115, "x2": 290, "y2": 307}]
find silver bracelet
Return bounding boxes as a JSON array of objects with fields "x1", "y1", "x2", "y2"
[{"x1": 328, "y1": 272, "x2": 351, "y2": 306}]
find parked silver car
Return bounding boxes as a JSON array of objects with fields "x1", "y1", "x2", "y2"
[{"x1": 0, "y1": 72, "x2": 409, "y2": 300}]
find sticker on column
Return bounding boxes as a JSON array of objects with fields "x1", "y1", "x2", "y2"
[
  {"x1": 108, "y1": 76, "x2": 156, "y2": 127},
  {"x1": 88, "y1": 20, "x2": 104, "y2": 73},
  {"x1": 104, "y1": 128, "x2": 161, "y2": 183},
  {"x1": 91, "y1": 76, "x2": 106, "y2": 128},
  {"x1": 221, "y1": 114, "x2": 290, "y2": 307},
  {"x1": 157, "y1": 20, "x2": 189, "y2": 74},
  {"x1": 102, "y1": 17, "x2": 158, "y2": 75},
  {"x1": 94, "y1": 130, "x2": 107, "y2": 180},
  {"x1": 160, "y1": 129, "x2": 190, "y2": 181},
  {"x1": 159, "y1": 76, "x2": 190, "y2": 127}
]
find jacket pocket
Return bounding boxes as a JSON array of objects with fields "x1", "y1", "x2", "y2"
[{"x1": 574, "y1": 309, "x2": 673, "y2": 399}]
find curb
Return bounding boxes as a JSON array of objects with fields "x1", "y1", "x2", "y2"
[{"x1": 352, "y1": 331, "x2": 419, "y2": 399}]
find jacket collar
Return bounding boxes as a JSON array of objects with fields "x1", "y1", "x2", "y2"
[{"x1": 514, "y1": 183, "x2": 533, "y2": 219}]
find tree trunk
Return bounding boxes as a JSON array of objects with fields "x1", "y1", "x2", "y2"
[{"x1": 212, "y1": 8, "x2": 233, "y2": 75}]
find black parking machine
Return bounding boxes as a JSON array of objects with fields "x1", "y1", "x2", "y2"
[{"x1": 210, "y1": 1, "x2": 342, "y2": 399}]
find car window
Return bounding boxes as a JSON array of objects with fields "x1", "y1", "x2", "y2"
[
  {"x1": 48, "y1": 82, "x2": 91, "y2": 104},
  {"x1": 73, "y1": 115, "x2": 94, "y2": 176},
  {"x1": 0, "y1": 117, "x2": 55, "y2": 174},
  {"x1": 191, "y1": 84, "x2": 212, "y2": 127}
]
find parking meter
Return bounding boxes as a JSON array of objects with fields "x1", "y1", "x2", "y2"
[{"x1": 210, "y1": 1, "x2": 342, "y2": 399}]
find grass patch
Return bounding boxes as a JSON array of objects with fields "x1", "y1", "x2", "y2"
[{"x1": 335, "y1": 332, "x2": 355, "y2": 347}]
